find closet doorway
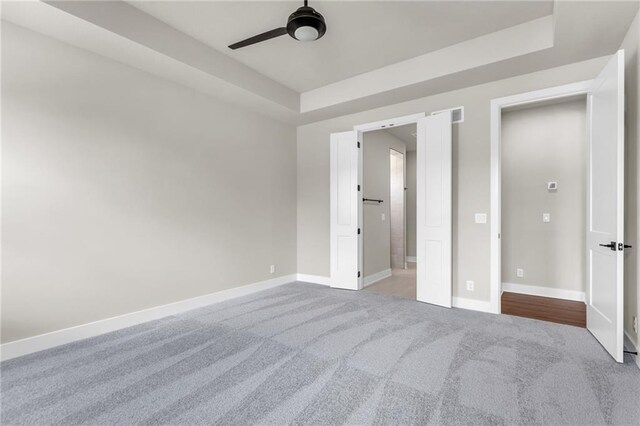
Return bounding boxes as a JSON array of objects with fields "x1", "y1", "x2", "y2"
[
  {"x1": 490, "y1": 50, "x2": 626, "y2": 362},
  {"x1": 499, "y1": 96, "x2": 588, "y2": 327},
  {"x1": 329, "y1": 111, "x2": 453, "y2": 308},
  {"x1": 359, "y1": 126, "x2": 416, "y2": 300}
]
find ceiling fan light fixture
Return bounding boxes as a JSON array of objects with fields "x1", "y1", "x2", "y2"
[
  {"x1": 286, "y1": 2, "x2": 326, "y2": 42},
  {"x1": 228, "y1": 0, "x2": 326, "y2": 50},
  {"x1": 294, "y1": 25, "x2": 319, "y2": 41}
]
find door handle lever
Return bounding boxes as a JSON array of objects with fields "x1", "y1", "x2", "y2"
[{"x1": 599, "y1": 241, "x2": 616, "y2": 251}]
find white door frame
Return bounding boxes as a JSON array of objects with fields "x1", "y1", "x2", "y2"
[
  {"x1": 489, "y1": 80, "x2": 592, "y2": 314},
  {"x1": 389, "y1": 148, "x2": 406, "y2": 270},
  {"x1": 353, "y1": 113, "x2": 426, "y2": 289}
]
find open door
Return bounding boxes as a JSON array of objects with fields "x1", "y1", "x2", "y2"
[
  {"x1": 330, "y1": 131, "x2": 362, "y2": 290},
  {"x1": 586, "y1": 50, "x2": 625, "y2": 362},
  {"x1": 416, "y1": 111, "x2": 452, "y2": 307}
]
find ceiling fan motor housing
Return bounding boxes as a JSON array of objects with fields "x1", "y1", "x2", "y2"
[{"x1": 286, "y1": 6, "x2": 327, "y2": 41}]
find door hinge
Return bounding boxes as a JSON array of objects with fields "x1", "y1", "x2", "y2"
[
  {"x1": 358, "y1": 271, "x2": 361, "y2": 278},
  {"x1": 357, "y1": 184, "x2": 361, "y2": 191},
  {"x1": 357, "y1": 228, "x2": 361, "y2": 234},
  {"x1": 357, "y1": 141, "x2": 361, "y2": 148}
]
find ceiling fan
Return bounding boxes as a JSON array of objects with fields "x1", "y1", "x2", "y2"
[{"x1": 228, "y1": 0, "x2": 326, "y2": 50}]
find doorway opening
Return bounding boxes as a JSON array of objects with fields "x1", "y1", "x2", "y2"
[
  {"x1": 490, "y1": 50, "x2": 626, "y2": 362},
  {"x1": 360, "y1": 124, "x2": 417, "y2": 299},
  {"x1": 330, "y1": 111, "x2": 453, "y2": 307},
  {"x1": 499, "y1": 96, "x2": 588, "y2": 328}
]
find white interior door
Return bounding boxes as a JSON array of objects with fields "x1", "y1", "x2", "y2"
[
  {"x1": 330, "y1": 131, "x2": 361, "y2": 290},
  {"x1": 586, "y1": 50, "x2": 625, "y2": 362},
  {"x1": 416, "y1": 112, "x2": 452, "y2": 307}
]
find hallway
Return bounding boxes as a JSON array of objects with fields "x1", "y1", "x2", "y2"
[{"x1": 364, "y1": 263, "x2": 416, "y2": 300}]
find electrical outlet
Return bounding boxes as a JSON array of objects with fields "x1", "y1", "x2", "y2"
[
  {"x1": 466, "y1": 280, "x2": 474, "y2": 291},
  {"x1": 270, "y1": 265, "x2": 275, "y2": 274},
  {"x1": 516, "y1": 268, "x2": 524, "y2": 278},
  {"x1": 475, "y1": 213, "x2": 487, "y2": 224},
  {"x1": 542, "y1": 213, "x2": 551, "y2": 223},
  {"x1": 634, "y1": 316, "x2": 638, "y2": 334}
]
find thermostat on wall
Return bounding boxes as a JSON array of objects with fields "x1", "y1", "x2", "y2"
[{"x1": 547, "y1": 181, "x2": 558, "y2": 191}]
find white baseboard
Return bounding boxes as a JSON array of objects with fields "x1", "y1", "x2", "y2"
[
  {"x1": 502, "y1": 282, "x2": 585, "y2": 302},
  {"x1": 406, "y1": 256, "x2": 416, "y2": 263},
  {"x1": 452, "y1": 297, "x2": 493, "y2": 313},
  {"x1": 364, "y1": 269, "x2": 392, "y2": 287},
  {"x1": 296, "y1": 274, "x2": 330, "y2": 286},
  {"x1": 624, "y1": 330, "x2": 640, "y2": 369},
  {"x1": 0, "y1": 274, "x2": 297, "y2": 362}
]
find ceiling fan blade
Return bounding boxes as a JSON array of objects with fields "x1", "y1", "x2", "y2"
[{"x1": 228, "y1": 27, "x2": 288, "y2": 50}]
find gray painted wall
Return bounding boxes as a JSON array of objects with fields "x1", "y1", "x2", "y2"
[
  {"x1": 501, "y1": 100, "x2": 586, "y2": 293},
  {"x1": 1, "y1": 23, "x2": 297, "y2": 343},
  {"x1": 362, "y1": 131, "x2": 406, "y2": 277}
]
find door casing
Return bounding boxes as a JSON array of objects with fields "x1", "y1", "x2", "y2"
[
  {"x1": 352, "y1": 113, "x2": 426, "y2": 290},
  {"x1": 329, "y1": 111, "x2": 453, "y2": 309},
  {"x1": 489, "y1": 80, "x2": 593, "y2": 315}
]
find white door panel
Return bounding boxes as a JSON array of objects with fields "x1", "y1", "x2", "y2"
[
  {"x1": 416, "y1": 112, "x2": 452, "y2": 307},
  {"x1": 586, "y1": 50, "x2": 625, "y2": 362},
  {"x1": 330, "y1": 131, "x2": 361, "y2": 290}
]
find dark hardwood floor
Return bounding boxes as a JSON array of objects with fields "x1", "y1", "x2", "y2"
[{"x1": 501, "y1": 292, "x2": 586, "y2": 328}]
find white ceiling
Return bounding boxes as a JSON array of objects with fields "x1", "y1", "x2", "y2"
[
  {"x1": 4, "y1": 1, "x2": 638, "y2": 124},
  {"x1": 130, "y1": 1, "x2": 554, "y2": 92},
  {"x1": 385, "y1": 124, "x2": 416, "y2": 151}
]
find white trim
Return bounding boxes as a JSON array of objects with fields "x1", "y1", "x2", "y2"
[
  {"x1": 431, "y1": 106, "x2": 464, "y2": 123},
  {"x1": 363, "y1": 269, "x2": 392, "y2": 287},
  {"x1": 0, "y1": 274, "x2": 296, "y2": 361},
  {"x1": 452, "y1": 297, "x2": 493, "y2": 313},
  {"x1": 623, "y1": 331, "x2": 639, "y2": 369},
  {"x1": 491, "y1": 81, "x2": 592, "y2": 111},
  {"x1": 354, "y1": 112, "x2": 426, "y2": 132},
  {"x1": 358, "y1": 129, "x2": 364, "y2": 290},
  {"x1": 490, "y1": 80, "x2": 593, "y2": 314},
  {"x1": 296, "y1": 274, "x2": 330, "y2": 286},
  {"x1": 502, "y1": 282, "x2": 586, "y2": 302},
  {"x1": 406, "y1": 256, "x2": 416, "y2": 263}
]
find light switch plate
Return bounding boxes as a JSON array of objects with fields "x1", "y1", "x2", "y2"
[
  {"x1": 475, "y1": 213, "x2": 487, "y2": 224},
  {"x1": 381, "y1": 213, "x2": 386, "y2": 221},
  {"x1": 543, "y1": 213, "x2": 551, "y2": 223}
]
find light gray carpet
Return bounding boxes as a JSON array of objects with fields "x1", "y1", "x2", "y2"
[{"x1": 2, "y1": 282, "x2": 639, "y2": 425}]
